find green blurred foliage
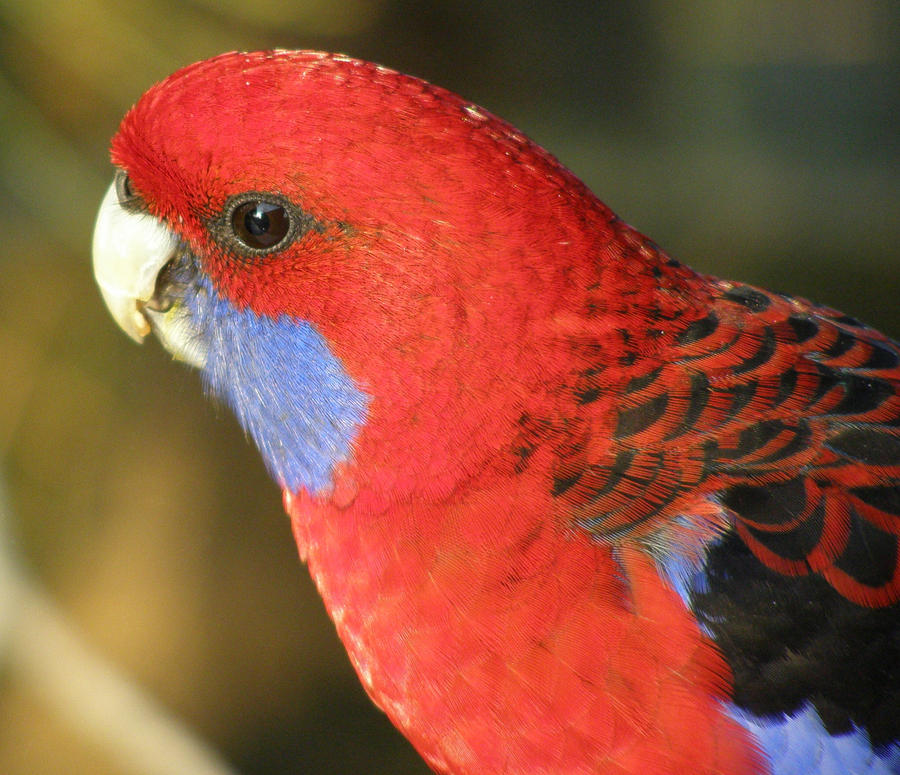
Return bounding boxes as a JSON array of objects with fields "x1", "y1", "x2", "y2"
[{"x1": 0, "y1": 1, "x2": 897, "y2": 773}]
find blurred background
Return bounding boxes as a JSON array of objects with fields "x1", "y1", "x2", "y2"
[{"x1": 0, "y1": 1, "x2": 897, "y2": 773}]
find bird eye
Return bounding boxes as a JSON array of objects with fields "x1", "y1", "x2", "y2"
[
  {"x1": 214, "y1": 192, "x2": 312, "y2": 257},
  {"x1": 231, "y1": 200, "x2": 291, "y2": 250}
]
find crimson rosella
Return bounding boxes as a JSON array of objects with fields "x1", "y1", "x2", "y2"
[{"x1": 92, "y1": 51, "x2": 900, "y2": 774}]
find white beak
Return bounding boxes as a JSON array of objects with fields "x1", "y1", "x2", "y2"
[{"x1": 92, "y1": 181, "x2": 207, "y2": 368}]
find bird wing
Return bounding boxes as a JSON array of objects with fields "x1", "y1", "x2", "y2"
[{"x1": 547, "y1": 268, "x2": 900, "y2": 607}]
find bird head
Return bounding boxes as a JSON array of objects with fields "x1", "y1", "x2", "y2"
[{"x1": 93, "y1": 50, "x2": 618, "y2": 498}]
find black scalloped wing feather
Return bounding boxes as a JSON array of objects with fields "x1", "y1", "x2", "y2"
[{"x1": 557, "y1": 279, "x2": 900, "y2": 608}]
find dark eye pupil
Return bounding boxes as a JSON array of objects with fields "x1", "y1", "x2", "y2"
[
  {"x1": 232, "y1": 200, "x2": 290, "y2": 250},
  {"x1": 245, "y1": 206, "x2": 271, "y2": 236}
]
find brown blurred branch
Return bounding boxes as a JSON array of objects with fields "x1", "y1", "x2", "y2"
[{"x1": 0, "y1": 478, "x2": 240, "y2": 775}]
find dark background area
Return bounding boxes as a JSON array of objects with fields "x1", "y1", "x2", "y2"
[{"x1": 0, "y1": 1, "x2": 897, "y2": 773}]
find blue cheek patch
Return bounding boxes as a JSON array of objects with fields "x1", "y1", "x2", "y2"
[{"x1": 186, "y1": 278, "x2": 369, "y2": 494}]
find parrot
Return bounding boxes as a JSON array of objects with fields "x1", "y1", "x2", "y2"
[{"x1": 92, "y1": 50, "x2": 900, "y2": 774}]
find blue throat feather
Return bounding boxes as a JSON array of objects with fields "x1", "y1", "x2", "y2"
[{"x1": 186, "y1": 277, "x2": 369, "y2": 494}]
